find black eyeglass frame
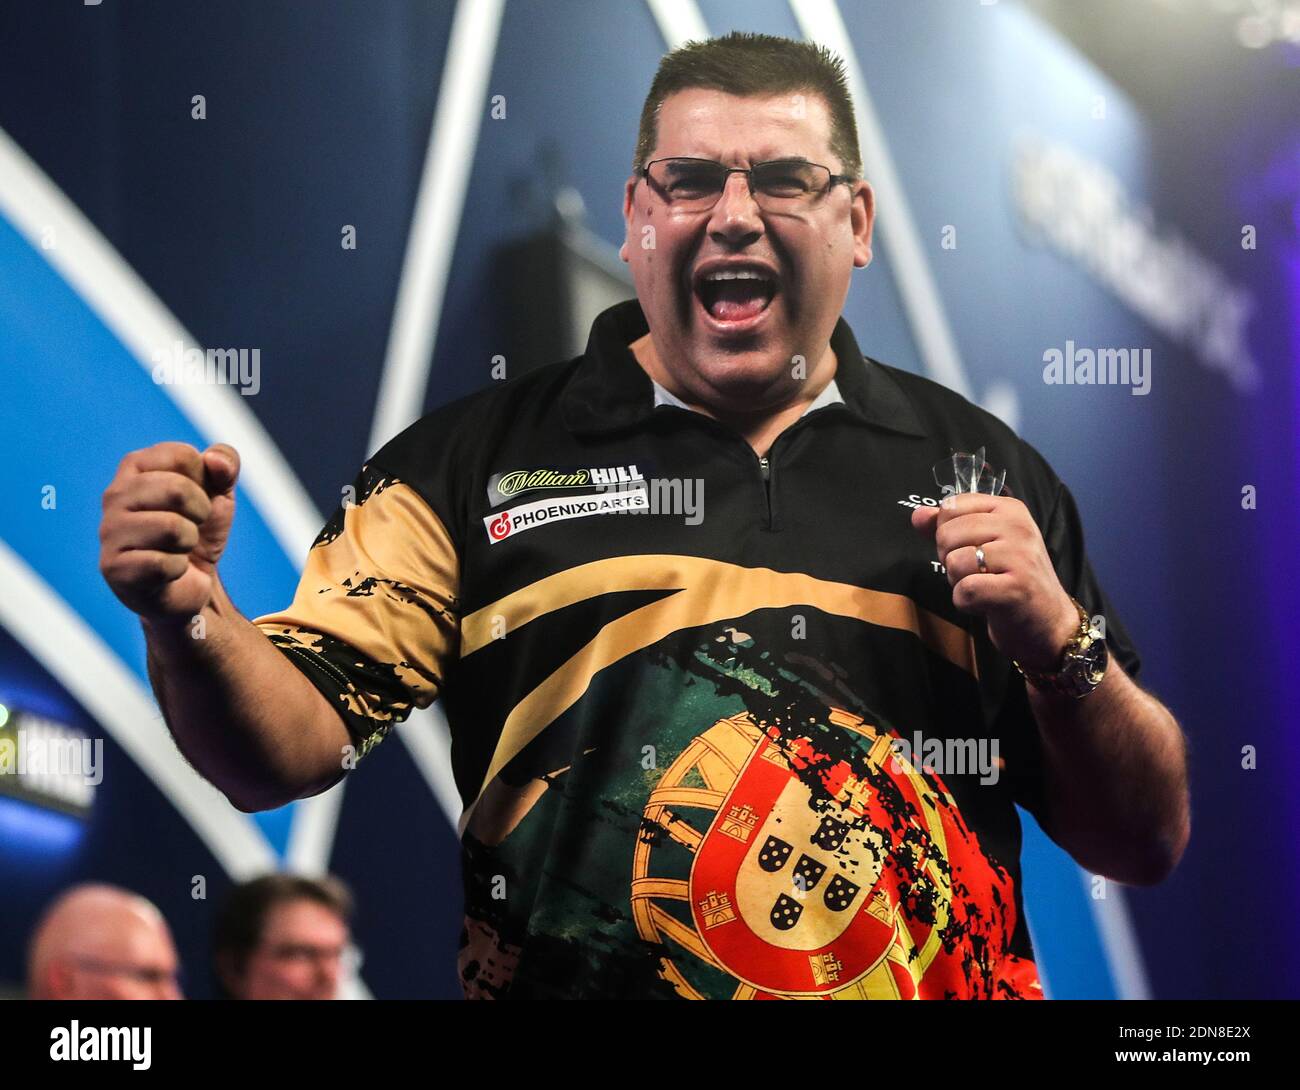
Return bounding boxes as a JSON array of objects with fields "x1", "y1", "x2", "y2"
[{"x1": 639, "y1": 156, "x2": 855, "y2": 207}]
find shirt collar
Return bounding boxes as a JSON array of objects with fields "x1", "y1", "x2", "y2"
[{"x1": 560, "y1": 298, "x2": 928, "y2": 439}]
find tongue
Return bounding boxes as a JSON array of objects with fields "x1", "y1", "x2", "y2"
[{"x1": 706, "y1": 280, "x2": 770, "y2": 322}]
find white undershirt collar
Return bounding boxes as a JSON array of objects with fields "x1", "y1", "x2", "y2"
[{"x1": 651, "y1": 376, "x2": 844, "y2": 418}]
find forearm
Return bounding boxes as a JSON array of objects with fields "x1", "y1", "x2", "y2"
[
  {"x1": 143, "y1": 573, "x2": 352, "y2": 811},
  {"x1": 1028, "y1": 663, "x2": 1190, "y2": 885}
]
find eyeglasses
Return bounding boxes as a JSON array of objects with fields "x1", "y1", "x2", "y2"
[
  {"x1": 264, "y1": 941, "x2": 363, "y2": 973},
  {"x1": 640, "y1": 157, "x2": 853, "y2": 212},
  {"x1": 70, "y1": 956, "x2": 183, "y2": 990}
]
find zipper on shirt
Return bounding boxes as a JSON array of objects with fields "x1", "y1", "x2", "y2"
[
  {"x1": 753, "y1": 409, "x2": 828, "y2": 532},
  {"x1": 683, "y1": 414, "x2": 803, "y2": 532},
  {"x1": 756, "y1": 453, "x2": 774, "y2": 530}
]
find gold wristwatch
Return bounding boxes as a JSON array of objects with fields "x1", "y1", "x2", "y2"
[{"x1": 1013, "y1": 596, "x2": 1108, "y2": 699}]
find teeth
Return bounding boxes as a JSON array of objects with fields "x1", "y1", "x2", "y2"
[{"x1": 702, "y1": 269, "x2": 771, "y2": 282}]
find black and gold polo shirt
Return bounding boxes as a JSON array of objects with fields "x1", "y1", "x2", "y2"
[{"x1": 253, "y1": 298, "x2": 1140, "y2": 1000}]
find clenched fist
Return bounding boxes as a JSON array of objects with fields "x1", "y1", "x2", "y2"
[
  {"x1": 911, "y1": 491, "x2": 1078, "y2": 673},
  {"x1": 99, "y1": 441, "x2": 241, "y2": 623}
]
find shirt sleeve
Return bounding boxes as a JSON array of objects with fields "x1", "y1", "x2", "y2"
[
  {"x1": 250, "y1": 461, "x2": 460, "y2": 763},
  {"x1": 997, "y1": 478, "x2": 1143, "y2": 827}
]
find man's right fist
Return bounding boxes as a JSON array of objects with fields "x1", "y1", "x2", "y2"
[{"x1": 98, "y1": 441, "x2": 241, "y2": 623}]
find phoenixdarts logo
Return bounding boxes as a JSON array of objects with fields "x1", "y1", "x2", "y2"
[{"x1": 483, "y1": 487, "x2": 649, "y2": 543}]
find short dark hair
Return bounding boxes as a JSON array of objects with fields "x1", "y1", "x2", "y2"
[
  {"x1": 212, "y1": 873, "x2": 353, "y2": 984},
  {"x1": 633, "y1": 31, "x2": 862, "y2": 180}
]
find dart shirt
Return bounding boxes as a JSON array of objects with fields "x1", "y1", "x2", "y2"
[{"x1": 252, "y1": 298, "x2": 1141, "y2": 1000}]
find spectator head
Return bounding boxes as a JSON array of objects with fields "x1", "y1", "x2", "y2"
[
  {"x1": 213, "y1": 873, "x2": 355, "y2": 1000},
  {"x1": 27, "y1": 883, "x2": 182, "y2": 1000}
]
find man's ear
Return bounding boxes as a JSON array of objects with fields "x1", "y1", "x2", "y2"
[
  {"x1": 618, "y1": 175, "x2": 639, "y2": 263},
  {"x1": 851, "y1": 179, "x2": 875, "y2": 269},
  {"x1": 46, "y1": 959, "x2": 75, "y2": 1000}
]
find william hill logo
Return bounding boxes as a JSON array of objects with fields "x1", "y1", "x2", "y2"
[{"x1": 487, "y1": 464, "x2": 644, "y2": 506}]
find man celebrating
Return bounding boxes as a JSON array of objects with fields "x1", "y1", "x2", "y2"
[{"x1": 99, "y1": 32, "x2": 1188, "y2": 999}]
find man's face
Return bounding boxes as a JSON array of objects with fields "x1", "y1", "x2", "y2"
[
  {"x1": 58, "y1": 918, "x2": 182, "y2": 1000},
  {"x1": 235, "y1": 899, "x2": 350, "y2": 1000},
  {"x1": 621, "y1": 88, "x2": 875, "y2": 411}
]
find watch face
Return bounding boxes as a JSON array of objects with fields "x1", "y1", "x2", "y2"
[{"x1": 1071, "y1": 637, "x2": 1109, "y2": 688}]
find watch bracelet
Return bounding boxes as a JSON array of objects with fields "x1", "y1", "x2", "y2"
[{"x1": 1012, "y1": 596, "x2": 1102, "y2": 696}]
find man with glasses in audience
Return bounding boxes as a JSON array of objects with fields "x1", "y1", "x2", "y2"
[
  {"x1": 27, "y1": 884, "x2": 183, "y2": 1000},
  {"x1": 212, "y1": 874, "x2": 357, "y2": 1000}
]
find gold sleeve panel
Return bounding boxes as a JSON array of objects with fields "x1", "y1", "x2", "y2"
[{"x1": 252, "y1": 474, "x2": 460, "y2": 759}]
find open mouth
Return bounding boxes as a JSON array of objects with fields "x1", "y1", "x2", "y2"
[{"x1": 693, "y1": 267, "x2": 778, "y2": 326}]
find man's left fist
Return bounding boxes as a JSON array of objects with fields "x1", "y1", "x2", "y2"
[{"x1": 911, "y1": 492, "x2": 1078, "y2": 672}]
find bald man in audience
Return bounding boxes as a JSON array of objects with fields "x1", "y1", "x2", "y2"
[{"x1": 27, "y1": 884, "x2": 183, "y2": 1000}]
